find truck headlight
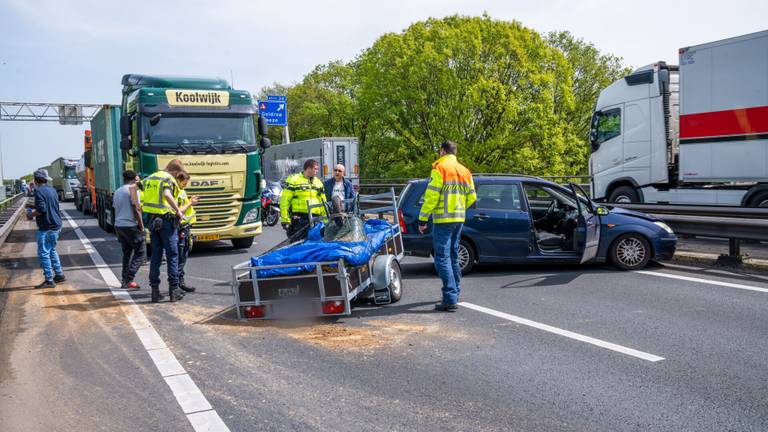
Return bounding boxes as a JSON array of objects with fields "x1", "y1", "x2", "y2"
[
  {"x1": 243, "y1": 208, "x2": 260, "y2": 224},
  {"x1": 654, "y1": 221, "x2": 674, "y2": 234}
]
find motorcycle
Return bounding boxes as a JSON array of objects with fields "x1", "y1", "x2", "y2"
[{"x1": 261, "y1": 182, "x2": 282, "y2": 227}]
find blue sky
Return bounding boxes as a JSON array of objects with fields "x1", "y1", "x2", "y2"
[{"x1": 1, "y1": 0, "x2": 766, "y2": 178}]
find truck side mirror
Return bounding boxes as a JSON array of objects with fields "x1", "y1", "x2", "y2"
[
  {"x1": 260, "y1": 137, "x2": 272, "y2": 149},
  {"x1": 120, "y1": 115, "x2": 131, "y2": 137},
  {"x1": 257, "y1": 116, "x2": 268, "y2": 136},
  {"x1": 120, "y1": 137, "x2": 132, "y2": 151}
]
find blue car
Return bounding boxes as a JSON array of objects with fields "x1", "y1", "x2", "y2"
[{"x1": 399, "y1": 175, "x2": 677, "y2": 273}]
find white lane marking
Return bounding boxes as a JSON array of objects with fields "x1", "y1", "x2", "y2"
[
  {"x1": 187, "y1": 275, "x2": 228, "y2": 284},
  {"x1": 459, "y1": 302, "x2": 665, "y2": 362},
  {"x1": 637, "y1": 270, "x2": 768, "y2": 294},
  {"x1": 62, "y1": 211, "x2": 230, "y2": 432}
]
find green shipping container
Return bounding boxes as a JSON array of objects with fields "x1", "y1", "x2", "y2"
[{"x1": 91, "y1": 105, "x2": 123, "y2": 194}]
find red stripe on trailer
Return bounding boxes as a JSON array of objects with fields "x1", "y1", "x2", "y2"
[{"x1": 680, "y1": 105, "x2": 768, "y2": 139}]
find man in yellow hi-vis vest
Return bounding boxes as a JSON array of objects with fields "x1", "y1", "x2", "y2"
[
  {"x1": 418, "y1": 141, "x2": 477, "y2": 311},
  {"x1": 279, "y1": 159, "x2": 327, "y2": 240},
  {"x1": 174, "y1": 170, "x2": 199, "y2": 293},
  {"x1": 142, "y1": 161, "x2": 186, "y2": 303}
]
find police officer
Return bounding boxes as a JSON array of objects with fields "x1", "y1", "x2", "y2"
[
  {"x1": 279, "y1": 159, "x2": 327, "y2": 240},
  {"x1": 142, "y1": 163, "x2": 186, "y2": 303},
  {"x1": 175, "y1": 170, "x2": 199, "y2": 293}
]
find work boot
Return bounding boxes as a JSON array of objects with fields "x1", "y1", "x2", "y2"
[
  {"x1": 434, "y1": 302, "x2": 458, "y2": 312},
  {"x1": 179, "y1": 280, "x2": 196, "y2": 293},
  {"x1": 151, "y1": 287, "x2": 165, "y2": 303},
  {"x1": 169, "y1": 288, "x2": 185, "y2": 302},
  {"x1": 35, "y1": 280, "x2": 56, "y2": 289},
  {"x1": 53, "y1": 274, "x2": 66, "y2": 283}
]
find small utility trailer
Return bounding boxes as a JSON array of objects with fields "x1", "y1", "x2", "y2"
[{"x1": 230, "y1": 190, "x2": 404, "y2": 319}]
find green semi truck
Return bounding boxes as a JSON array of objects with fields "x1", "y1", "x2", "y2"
[{"x1": 89, "y1": 74, "x2": 271, "y2": 248}]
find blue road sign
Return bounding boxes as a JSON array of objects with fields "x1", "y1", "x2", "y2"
[
  {"x1": 258, "y1": 99, "x2": 287, "y2": 126},
  {"x1": 266, "y1": 95, "x2": 286, "y2": 102}
]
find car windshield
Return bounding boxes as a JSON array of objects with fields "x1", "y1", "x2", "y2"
[{"x1": 141, "y1": 114, "x2": 256, "y2": 153}]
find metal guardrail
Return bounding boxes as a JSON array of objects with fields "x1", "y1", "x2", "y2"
[
  {"x1": 0, "y1": 193, "x2": 26, "y2": 248},
  {"x1": 609, "y1": 203, "x2": 768, "y2": 264}
]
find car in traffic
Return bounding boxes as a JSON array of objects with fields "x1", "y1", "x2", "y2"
[{"x1": 398, "y1": 175, "x2": 677, "y2": 273}]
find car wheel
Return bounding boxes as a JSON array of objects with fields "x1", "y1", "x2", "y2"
[
  {"x1": 608, "y1": 186, "x2": 640, "y2": 203},
  {"x1": 232, "y1": 237, "x2": 254, "y2": 249},
  {"x1": 609, "y1": 234, "x2": 651, "y2": 270},
  {"x1": 458, "y1": 239, "x2": 476, "y2": 275},
  {"x1": 388, "y1": 260, "x2": 402, "y2": 303}
]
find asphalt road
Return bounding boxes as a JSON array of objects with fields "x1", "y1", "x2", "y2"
[{"x1": 2, "y1": 202, "x2": 768, "y2": 431}]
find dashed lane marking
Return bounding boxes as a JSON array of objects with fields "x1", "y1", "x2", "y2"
[
  {"x1": 459, "y1": 302, "x2": 665, "y2": 362},
  {"x1": 62, "y1": 211, "x2": 230, "y2": 432},
  {"x1": 637, "y1": 270, "x2": 768, "y2": 294}
]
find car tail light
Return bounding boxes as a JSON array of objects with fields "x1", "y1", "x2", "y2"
[
  {"x1": 322, "y1": 300, "x2": 345, "y2": 315},
  {"x1": 398, "y1": 209, "x2": 407, "y2": 234},
  {"x1": 244, "y1": 305, "x2": 265, "y2": 318}
]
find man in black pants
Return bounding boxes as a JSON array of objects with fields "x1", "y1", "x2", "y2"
[{"x1": 113, "y1": 170, "x2": 145, "y2": 289}]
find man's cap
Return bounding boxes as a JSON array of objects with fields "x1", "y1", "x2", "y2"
[{"x1": 33, "y1": 169, "x2": 52, "y2": 181}]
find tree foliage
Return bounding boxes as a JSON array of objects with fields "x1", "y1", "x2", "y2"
[{"x1": 263, "y1": 15, "x2": 630, "y2": 179}]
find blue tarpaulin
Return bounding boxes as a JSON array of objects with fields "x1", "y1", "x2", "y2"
[{"x1": 250, "y1": 219, "x2": 395, "y2": 278}]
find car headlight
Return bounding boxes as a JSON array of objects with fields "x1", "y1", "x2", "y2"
[
  {"x1": 654, "y1": 221, "x2": 674, "y2": 234},
  {"x1": 243, "y1": 208, "x2": 260, "y2": 224}
]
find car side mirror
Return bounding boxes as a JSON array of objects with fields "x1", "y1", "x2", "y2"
[{"x1": 596, "y1": 206, "x2": 609, "y2": 216}]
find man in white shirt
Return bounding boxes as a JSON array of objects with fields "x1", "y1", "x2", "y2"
[{"x1": 323, "y1": 164, "x2": 355, "y2": 212}]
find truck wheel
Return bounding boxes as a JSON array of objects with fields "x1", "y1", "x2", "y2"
[
  {"x1": 387, "y1": 260, "x2": 403, "y2": 303},
  {"x1": 608, "y1": 186, "x2": 640, "y2": 203},
  {"x1": 609, "y1": 233, "x2": 651, "y2": 270},
  {"x1": 231, "y1": 237, "x2": 254, "y2": 249},
  {"x1": 748, "y1": 191, "x2": 768, "y2": 207}
]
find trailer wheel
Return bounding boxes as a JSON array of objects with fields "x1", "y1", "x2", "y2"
[
  {"x1": 387, "y1": 260, "x2": 402, "y2": 303},
  {"x1": 608, "y1": 186, "x2": 640, "y2": 203}
]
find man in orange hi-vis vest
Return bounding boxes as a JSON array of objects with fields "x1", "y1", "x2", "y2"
[{"x1": 418, "y1": 141, "x2": 477, "y2": 311}]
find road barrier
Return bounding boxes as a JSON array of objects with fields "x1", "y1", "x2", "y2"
[
  {"x1": 611, "y1": 203, "x2": 768, "y2": 265},
  {"x1": 0, "y1": 193, "x2": 26, "y2": 248}
]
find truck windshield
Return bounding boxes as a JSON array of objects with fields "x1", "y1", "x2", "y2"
[
  {"x1": 64, "y1": 166, "x2": 77, "y2": 179},
  {"x1": 141, "y1": 114, "x2": 256, "y2": 152}
]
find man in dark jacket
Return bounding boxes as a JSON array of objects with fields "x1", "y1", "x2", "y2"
[
  {"x1": 25, "y1": 169, "x2": 65, "y2": 288},
  {"x1": 323, "y1": 164, "x2": 356, "y2": 213}
]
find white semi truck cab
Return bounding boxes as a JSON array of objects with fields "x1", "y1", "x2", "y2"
[{"x1": 590, "y1": 29, "x2": 768, "y2": 206}]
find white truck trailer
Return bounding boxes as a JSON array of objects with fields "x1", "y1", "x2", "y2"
[
  {"x1": 262, "y1": 137, "x2": 359, "y2": 186},
  {"x1": 590, "y1": 29, "x2": 768, "y2": 206}
]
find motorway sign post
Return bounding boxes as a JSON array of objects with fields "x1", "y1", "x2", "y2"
[{"x1": 258, "y1": 95, "x2": 289, "y2": 143}]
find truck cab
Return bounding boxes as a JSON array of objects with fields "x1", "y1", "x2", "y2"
[
  {"x1": 589, "y1": 63, "x2": 679, "y2": 203},
  {"x1": 118, "y1": 74, "x2": 271, "y2": 248}
]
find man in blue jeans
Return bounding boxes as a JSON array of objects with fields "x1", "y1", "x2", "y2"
[
  {"x1": 25, "y1": 169, "x2": 65, "y2": 288},
  {"x1": 418, "y1": 141, "x2": 476, "y2": 311}
]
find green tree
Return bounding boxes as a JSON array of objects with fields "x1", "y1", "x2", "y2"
[
  {"x1": 546, "y1": 31, "x2": 632, "y2": 172},
  {"x1": 355, "y1": 15, "x2": 577, "y2": 178}
]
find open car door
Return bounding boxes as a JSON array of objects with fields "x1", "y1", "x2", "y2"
[{"x1": 569, "y1": 183, "x2": 600, "y2": 264}]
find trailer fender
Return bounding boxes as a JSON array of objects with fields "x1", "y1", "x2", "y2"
[{"x1": 372, "y1": 254, "x2": 397, "y2": 289}]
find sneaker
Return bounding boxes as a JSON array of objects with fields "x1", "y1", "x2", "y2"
[
  {"x1": 434, "y1": 302, "x2": 458, "y2": 312},
  {"x1": 122, "y1": 281, "x2": 140, "y2": 290},
  {"x1": 35, "y1": 280, "x2": 56, "y2": 289},
  {"x1": 53, "y1": 274, "x2": 66, "y2": 283}
]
